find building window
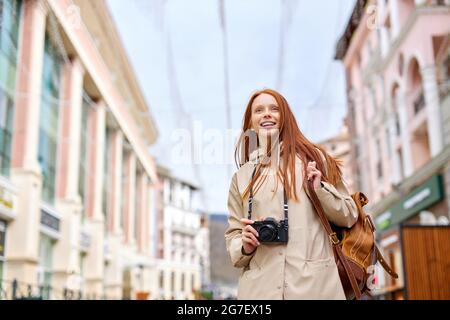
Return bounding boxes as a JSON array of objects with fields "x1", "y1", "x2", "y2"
[
  {"x1": 395, "y1": 113, "x2": 401, "y2": 136},
  {"x1": 413, "y1": 91, "x2": 425, "y2": 114},
  {"x1": 385, "y1": 128, "x2": 391, "y2": 157},
  {"x1": 376, "y1": 139, "x2": 383, "y2": 179},
  {"x1": 191, "y1": 274, "x2": 195, "y2": 292},
  {"x1": 38, "y1": 34, "x2": 62, "y2": 204},
  {"x1": 38, "y1": 234, "x2": 55, "y2": 299},
  {"x1": 0, "y1": 0, "x2": 22, "y2": 177},
  {"x1": 78, "y1": 94, "x2": 90, "y2": 220},
  {"x1": 397, "y1": 149, "x2": 404, "y2": 180},
  {"x1": 0, "y1": 220, "x2": 6, "y2": 281},
  {"x1": 181, "y1": 273, "x2": 185, "y2": 292},
  {"x1": 159, "y1": 271, "x2": 164, "y2": 289},
  {"x1": 0, "y1": 90, "x2": 13, "y2": 177},
  {"x1": 168, "y1": 180, "x2": 173, "y2": 204},
  {"x1": 170, "y1": 271, "x2": 175, "y2": 293}
]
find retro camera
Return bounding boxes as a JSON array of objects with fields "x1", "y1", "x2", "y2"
[{"x1": 252, "y1": 217, "x2": 288, "y2": 243}]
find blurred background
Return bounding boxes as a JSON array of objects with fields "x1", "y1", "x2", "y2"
[{"x1": 0, "y1": 0, "x2": 449, "y2": 300}]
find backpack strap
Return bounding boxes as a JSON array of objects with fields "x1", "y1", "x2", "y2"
[
  {"x1": 375, "y1": 245, "x2": 399, "y2": 279},
  {"x1": 305, "y1": 179, "x2": 362, "y2": 300}
]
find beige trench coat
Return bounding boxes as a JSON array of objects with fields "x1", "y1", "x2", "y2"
[{"x1": 225, "y1": 149, "x2": 358, "y2": 300}]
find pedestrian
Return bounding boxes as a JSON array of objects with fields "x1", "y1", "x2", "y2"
[{"x1": 225, "y1": 88, "x2": 358, "y2": 300}]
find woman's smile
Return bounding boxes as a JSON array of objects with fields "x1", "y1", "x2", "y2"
[{"x1": 260, "y1": 120, "x2": 277, "y2": 129}]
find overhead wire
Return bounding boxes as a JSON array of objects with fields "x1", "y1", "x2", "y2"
[{"x1": 218, "y1": 0, "x2": 233, "y2": 182}]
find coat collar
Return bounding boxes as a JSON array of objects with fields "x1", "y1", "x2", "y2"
[{"x1": 249, "y1": 141, "x2": 284, "y2": 164}]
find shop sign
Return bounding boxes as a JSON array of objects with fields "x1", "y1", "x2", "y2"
[{"x1": 376, "y1": 175, "x2": 444, "y2": 231}]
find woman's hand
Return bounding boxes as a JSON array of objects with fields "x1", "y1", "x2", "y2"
[
  {"x1": 307, "y1": 161, "x2": 322, "y2": 190},
  {"x1": 240, "y1": 218, "x2": 260, "y2": 255}
]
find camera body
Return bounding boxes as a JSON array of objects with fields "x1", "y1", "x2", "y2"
[{"x1": 252, "y1": 217, "x2": 288, "y2": 243}]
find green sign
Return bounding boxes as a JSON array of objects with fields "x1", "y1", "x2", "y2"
[{"x1": 376, "y1": 175, "x2": 444, "y2": 231}]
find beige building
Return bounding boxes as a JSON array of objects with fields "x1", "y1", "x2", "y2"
[
  {"x1": 154, "y1": 166, "x2": 209, "y2": 300},
  {"x1": 0, "y1": 0, "x2": 161, "y2": 299}
]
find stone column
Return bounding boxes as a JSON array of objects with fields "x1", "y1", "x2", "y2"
[
  {"x1": 52, "y1": 57, "x2": 85, "y2": 296},
  {"x1": 422, "y1": 65, "x2": 444, "y2": 157},
  {"x1": 105, "y1": 129, "x2": 124, "y2": 298},
  {"x1": 7, "y1": 0, "x2": 47, "y2": 285},
  {"x1": 84, "y1": 101, "x2": 106, "y2": 298},
  {"x1": 396, "y1": 90, "x2": 413, "y2": 177},
  {"x1": 136, "y1": 174, "x2": 148, "y2": 253}
]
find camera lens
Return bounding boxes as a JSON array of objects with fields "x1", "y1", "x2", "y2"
[{"x1": 258, "y1": 224, "x2": 277, "y2": 242}]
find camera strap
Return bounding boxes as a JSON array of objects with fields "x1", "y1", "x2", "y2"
[{"x1": 247, "y1": 165, "x2": 288, "y2": 224}]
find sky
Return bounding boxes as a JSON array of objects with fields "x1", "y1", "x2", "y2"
[{"x1": 107, "y1": 0, "x2": 356, "y2": 214}]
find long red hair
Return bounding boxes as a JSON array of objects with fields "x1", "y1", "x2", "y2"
[{"x1": 234, "y1": 88, "x2": 343, "y2": 202}]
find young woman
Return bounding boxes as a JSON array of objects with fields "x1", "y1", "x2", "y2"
[{"x1": 225, "y1": 88, "x2": 358, "y2": 300}]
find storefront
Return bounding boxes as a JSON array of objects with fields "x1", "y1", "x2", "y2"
[
  {"x1": 373, "y1": 174, "x2": 448, "y2": 299},
  {"x1": 0, "y1": 219, "x2": 6, "y2": 281},
  {"x1": 38, "y1": 204, "x2": 61, "y2": 299}
]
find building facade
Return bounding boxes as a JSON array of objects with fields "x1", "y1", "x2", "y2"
[
  {"x1": 209, "y1": 213, "x2": 239, "y2": 300},
  {"x1": 0, "y1": 0, "x2": 161, "y2": 299},
  {"x1": 318, "y1": 123, "x2": 355, "y2": 193},
  {"x1": 154, "y1": 166, "x2": 208, "y2": 300},
  {"x1": 335, "y1": 0, "x2": 450, "y2": 299}
]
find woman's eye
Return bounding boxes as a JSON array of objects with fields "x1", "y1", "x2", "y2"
[{"x1": 272, "y1": 106, "x2": 279, "y2": 111}]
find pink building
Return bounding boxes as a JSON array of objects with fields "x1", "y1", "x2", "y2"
[
  {"x1": 0, "y1": 0, "x2": 162, "y2": 299},
  {"x1": 318, "y1": 123, "x2": 355, "y2": 193},
  {"x1": 336, "y1": 0, "x2": 450, "y2": 299}
]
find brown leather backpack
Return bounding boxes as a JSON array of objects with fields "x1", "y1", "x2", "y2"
[{"x1": 306, "y1": 180, "x2": 398, "y2": 300}]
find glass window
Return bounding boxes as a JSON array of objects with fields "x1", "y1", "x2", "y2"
[
  {"x1": 0, "y1": 0, "x2": 22, "y2": 70},
  {"x1": 0, "y1": 93, "x2": 13, "y2": 176},
  {"x1": 78, "y1": 94, "x2": 89, "y2": 219},
  {"x1": 38, "y1": 34, "x2": 62, "y2": 204},
  {"x1": 38, "y1": 234, "x2": 54, "y2": 299},
  {"x1": 0, "y1": 0, "x2": 21, "y2": 177}
]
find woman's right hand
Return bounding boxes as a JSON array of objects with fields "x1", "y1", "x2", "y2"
[{"x1": 240, "y1": 218, "x2": 260, "y2": 255}]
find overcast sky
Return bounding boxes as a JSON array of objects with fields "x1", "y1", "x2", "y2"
[{"x1": 107, "y1": 0, "x2": 356, "y2": 214}]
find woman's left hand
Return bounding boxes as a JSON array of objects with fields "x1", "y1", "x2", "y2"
[{"x1": 307, "y1": 161, "x2": 322, "y2": 190}]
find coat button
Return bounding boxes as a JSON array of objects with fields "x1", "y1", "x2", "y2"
[
  {"x1": 277, "y1": 286, "x2": 282, "y2": 289},
  {"x1": 279, "y1": 251, "x2": 283, "y2": 255}
]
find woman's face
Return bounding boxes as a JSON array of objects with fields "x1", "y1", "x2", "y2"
[{"x1": 250, "y1": 93, "x2": 281, "y2": 133}]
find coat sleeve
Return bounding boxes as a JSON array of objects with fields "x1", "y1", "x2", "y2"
[
  {"x1": 315, "y1": 179, "x2": 358, "y2": 228},
  {"x1": 311, "y1": 148, "x2": 358, "y2": 228},
  {"x1": 224, "y1": 173, "x2": 256, "y2": 268}
]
